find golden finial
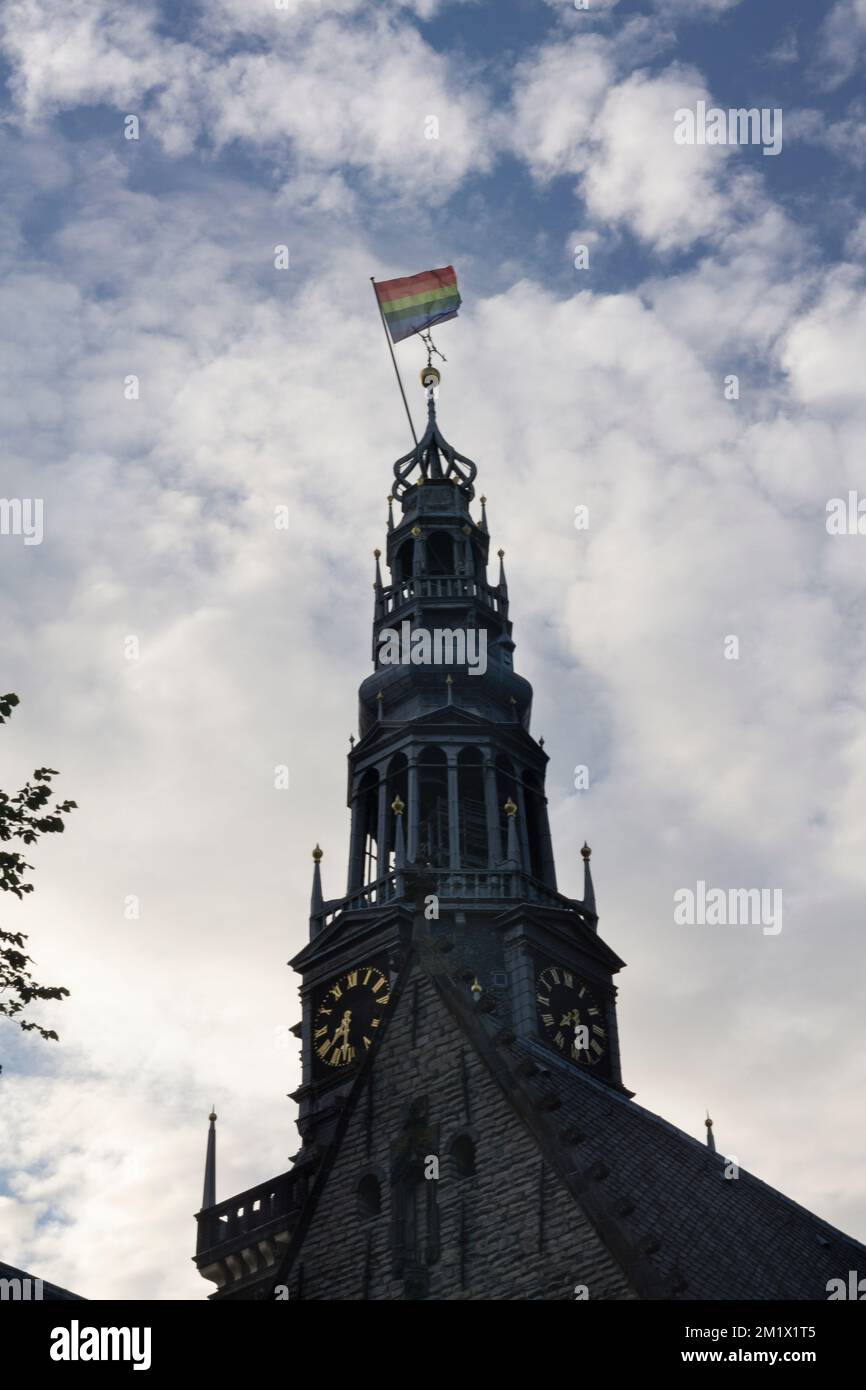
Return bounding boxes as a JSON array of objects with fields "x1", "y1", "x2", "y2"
[
  {"x1": 445, "y1": 674, "x2": 454, "y2": 685},
  {"x1": 313, "y1": 844, "x2": 323, "y2": 862},
  {"x1": 373, "y1": 548, "x2": 381, "y2": 558},
  {"x1": 208, "y1": 1108, "x2": 217, "y2": 1123},
  {"x1": 411, "y1": 525, "x2": 421, "y2": 537},
  {"x1": 376, "y1": 691, "x2": 384, "y2": 701},
  {"x1": 391, "y1": 794, "x2": 405, "y2": 816},
  {"x1": 480, "y1": 495, "x2": 487, "y2": 505},
  {"x1": 580, "y1": 842, "x2": 591, "y2": 861},
  {"x1": 470, "y1": 977, "x2": 483, "y2": 1000},
  {"x1": 387, "y1": 495, "x2": 394, "y2": 503},
  {"x1": 498, "y1": 548, "x2": 505, "y2": 558},
  {"x1": 503, "y1": 797, "x2": 517, "y2": 818}
]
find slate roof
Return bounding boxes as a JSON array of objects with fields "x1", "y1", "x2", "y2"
[
  {"x1": 0, "y1": 1260, "x2": 84, "y2": 1300},
  {"x1": 505, "y1": 1033, "x2": 866, "y2": 1300},
  {"x1": 426, "y1": 955, "x2": 866, "y2": 1301}
]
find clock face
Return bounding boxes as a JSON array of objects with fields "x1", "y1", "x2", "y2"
[
  {"x1": 536, "y1": 964, "x2": 607, "y2": 1068},
  {"x1": 313, "y1": 965, "x2": 390, "y2": 1071}
]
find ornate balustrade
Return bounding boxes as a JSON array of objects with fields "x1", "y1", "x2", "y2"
[
  {"x1": 381, "y1": 576, "x2": 504, "y2": 615},
  {"x1": 317, "y1": 867, "x2": 589, "y2": 931},
  {"x1": 194, "y1": 1171, "x2": 308, "y2": 1296}
]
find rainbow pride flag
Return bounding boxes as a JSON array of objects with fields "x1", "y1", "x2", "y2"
[{"x1": 374, "y1": 266, "x2": 461, "y2": 344}]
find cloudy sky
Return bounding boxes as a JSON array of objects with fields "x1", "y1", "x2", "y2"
[{"x1": 2, "y1": 0, "x2": 866, "y2": 1300}]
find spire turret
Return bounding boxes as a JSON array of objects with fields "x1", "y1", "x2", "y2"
[
  {"x1": 497, "y1": 548, "x2": 508, "y2": 596},
  {"x1": 581, "y1": 842, "x2": 596, "y2": 918},
  {"x1": 310, "y1": 844, "x2": 325, "y2": 936},
  {"x1": 391, "y1": 369, "x2": 478, "y2": 499},
  {"x1": 373, "y1": 549, "x2": 384, "y2": 620},
  {"x1": 310, "y1": 844, "x2": 324, "y2": 915},
  {"x1": 202, "y1": 1108, "x2": 217, "y2": 1211}
]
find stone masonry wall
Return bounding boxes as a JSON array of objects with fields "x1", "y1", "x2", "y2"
[{"x1": 289, "y1": 962, "x2": 636, "y2": 1301}]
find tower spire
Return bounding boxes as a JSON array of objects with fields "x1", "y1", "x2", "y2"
[
  {"x1": 580, "y1": 842, "x2": 596, "y2": 918},
  {"x1": 391, "y1": 367, "x2": 478, "y2": 499},
  {"x1": 309, "y1": 844, "x2": 324, "y2": 937},
  {"x1": 202, "y1": 1107, "x2": 217, "y2": 1210},
  {"x1": 497, "y1": 548, "x2": 508, "y2": 597},
  {"x1": 705, "y1": 1111, "x2": 716, "y2": 1153},
  {"x1": 373, "y1": 549, "x2": 384, "y2": 621}
]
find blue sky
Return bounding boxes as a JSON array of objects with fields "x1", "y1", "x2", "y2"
[{"x1": 2, "y1": 0, "x2": 866, "y2": 1299}]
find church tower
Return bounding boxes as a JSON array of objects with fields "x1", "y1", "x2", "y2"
[
  {"x1": 193, "y1": 372, "x2": 866, "y2": 1302},
  {"x1": 289, "y1": 368, "x2": 627, "y2": 1180}
]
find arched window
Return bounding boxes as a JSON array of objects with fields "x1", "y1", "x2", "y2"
[
  {"x1": 358, "y1": 769, "x2": 379, "y2": 884},
  {"x1": 457, "y1": 748, "x2": 487, "y2": 868},
  {"x1": 394, "y1": 539, "x2": 414, "y2": 584},
  {"x1": 426, "y1": 531, "x2": 454, "y2": 576},
  {"x1": 523, "y1": 771, "x2": 544, "y2": 881},
  {"x1": 452, "y1": 1135, "x2": 477, "y2": 1178},
  {"x1": 357, "y1": 1174, "x2": 382, "y2": 1217},
  {"x1": 418, "y1": 747, "x2": 448, "y2": 867}
]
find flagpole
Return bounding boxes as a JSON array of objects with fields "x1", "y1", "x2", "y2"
[{"x1": 370, "y1": 276, "x2": 418, "y2": 446}]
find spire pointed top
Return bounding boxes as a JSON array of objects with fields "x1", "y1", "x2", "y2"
[
  {"x1": 705, "y1": 1111, "x2": 716, "y2": 1154},
  {"x1": 580, "y1": 842, "x2": 597, "y2": 920},
  {"x1": 479, "y1": 495, "x2": 488, "y2": 533},
  {"x1": 392, "y1": 372, "x2": 477, "y2": 500},
  {"x1": 497, "y1": 548, "x2": 508, "y2": 594},
  {"x1": 202, "y1": 1108, "x2": 217, "y2": 1211},
  {"x1": 310, "y1": 845, "x2": 324, "y2": 931}
]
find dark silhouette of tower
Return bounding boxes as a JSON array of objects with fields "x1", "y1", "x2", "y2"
[{"x1": 193, "y1": 375, "x2": 866, "y2": 1302}]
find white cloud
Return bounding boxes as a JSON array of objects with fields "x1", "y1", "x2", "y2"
[
  {"x1": 787, "y1": 104, "x2": 866, "y2": 167},
  {"x1": 510, "y1": 35, "x2": 616, "y2": 180},
  {"x1": 813, "y1": 0, "x2": 866, "y2": 91},
  {"x1": 513, "y1": 40, "x2": 750, "y2": 251},
  {"x1": 782, "y1": 266, "x2": 866, "y2": 413},
  {"x1": 0, "y1": 1, "x2": 494, "y2": 195},
  {"x1": 583, "y1": 68, "x2": 736, "y2": 251}
]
